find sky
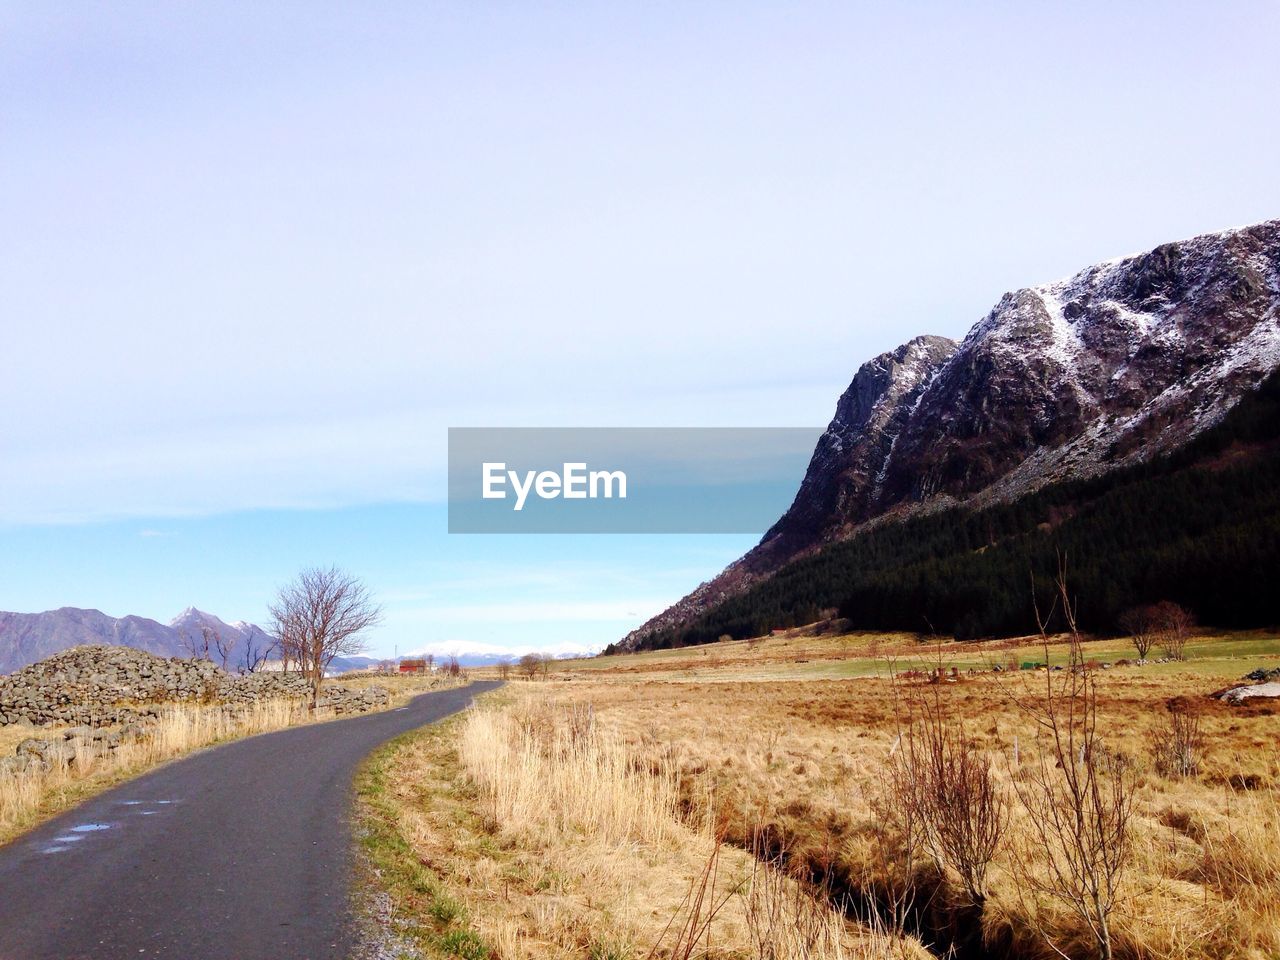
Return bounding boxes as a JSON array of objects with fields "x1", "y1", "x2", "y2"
[{"x1": 2, "y1": 2, "x2": 1279, "y2": 657}]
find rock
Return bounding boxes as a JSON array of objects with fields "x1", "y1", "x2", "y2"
[
  {"x1": 41, "y1": 740, "x2": 76, "y2": 764},
  {"x1": 16, "y1": 738, "x2": 47, "y2": 758},
  {"x1": 1, "y1": 646, "x2": 392, "y2": 728},
  {"x1": 1215, "y1": 682, "x2": 1280, "y2": 704},
  {"x1": 1243, "y1": 667, "x2": 1280, "y2": 683}
]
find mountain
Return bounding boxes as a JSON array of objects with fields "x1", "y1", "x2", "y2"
[
  {"x1": 620, "y1": 219, "x2": 1280, "y2": 650},
  {"x1": 0, "y1": 608, "x2": 187, "y2": 675},
  {"x1": 168, "y1": 607, "x2": 278, "y2": 672},
  {"x1": 403, "y1": 639, "x2": 598, "y2": 667},
  {"x1": 0, "y1": 606, "x2": 276, "y2": 675}
]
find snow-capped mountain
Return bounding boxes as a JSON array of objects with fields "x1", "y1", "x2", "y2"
[
  {"x1": 621, "y1": 219, "x2": 1280, "y2": 649},
  {"x1": 168, "y1": 607, "x2": 277, "y2": 672},
  {"x1": 403, "y1": 639, "x2": 597, "y2": 666}
]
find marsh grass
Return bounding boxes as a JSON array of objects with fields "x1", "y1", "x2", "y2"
[
  {"x1": 513, "y1": 659, "x2": 1280, "y2": 960},
  {"x1": 357, "y1": 695, "x2": 924, "y2": 959}
]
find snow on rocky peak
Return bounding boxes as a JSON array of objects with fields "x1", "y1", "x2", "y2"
[{"x1": 621, "y1": 218, "x2": 1280, "y2": 650}]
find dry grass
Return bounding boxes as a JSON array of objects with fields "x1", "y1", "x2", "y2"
[
  {"x1": 341, "y1": 670, "x2": 467, "y2": 705},
  {"x1": 528, "y1": 628, "x2": 1280, "y2": 685},
  {"x1": 0, "y1": 699, "x2": 308, "y2": 843},
  {"x1": 359, "y1": 693, "x2": 926, "y2": 959},
  {"x1": 495, "y1": 646, "x2": 1280, "y2": 960},
  {"x1": 0, "y1": 672, "x2": 467, "y2": 845}
]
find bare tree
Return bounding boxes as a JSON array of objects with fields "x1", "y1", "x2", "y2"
[
  {"x1": 424, "y1": 653, "x2": 436, "y2": 672},
  {"x1": 445, "y1": 654, "x2": 462, "y2": 678},
  {"x1": 179, "y1": 625, "x2": 212, "y2": 661},
  {"x1": 241, "y1": 628, "x2": 277, "y2": 674},
  {"x1": 1117, "y1": 606, "x2": 1157, "y2": 660},
  {"x1": 1009, "y1": 558, "x2": 1133, "y2": 960},
  {"x1": 496, "y1": 658, "x2": 512, "y2": 680},
  {"x1": 209, "y1": 626, "x2": 238, "y2": 673},
  {"x1": 1152, "y1": 601, "x2": 1194, "y2": 661},
  {"x1": 518, "y1": 652, "x2": 542, "y2": 679},
  {"x1": 268, "y1": 566, "x2": 383, "y2": 709}
]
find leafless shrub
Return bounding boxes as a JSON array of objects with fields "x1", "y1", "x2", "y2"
[
  {"x1": 445, "y1": 654, "x2": 462, "y2": 678},
  {"x1": 886, "y1": 684, "x2": 1008, "y2": 906},
  {"x1": 1151, "y1": 703, "x2": 1204, "y2": 778},
  {"x1": 866, "y1": 755, "x2": 925, "y2": 933},
  {"x1": 1117, "y1": 606, "x2": 1157, "y2": 659},
  {"x1": 1152, "y1": 601, "x2": 1195, "y2": 661},
  {"x1": 1008, "y1": 557, "x2": 1133, "y2": 960},
  {"x1": 496, "y1": 658, "x2": 512, "y2": 680}
]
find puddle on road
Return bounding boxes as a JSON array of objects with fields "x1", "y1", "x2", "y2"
[
  {"x1": 116, "y1": 799, "x2": 178, "y2": 807},
  {"x1": 37, "y1": 822, "x2": 116, "y2": 854}
]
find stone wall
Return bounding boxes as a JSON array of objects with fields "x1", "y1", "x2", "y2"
[{"x1": 0, "y1": 645, "x2": 388, "y2": 727}]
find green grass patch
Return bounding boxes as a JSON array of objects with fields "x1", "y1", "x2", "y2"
[{"x1": 353, "y1": 721, "x2": 493, "y2": 959}]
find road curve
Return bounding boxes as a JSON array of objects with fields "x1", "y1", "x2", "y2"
[{"x1": 0, "y1": 680, "x2": 501, "y2": 960}]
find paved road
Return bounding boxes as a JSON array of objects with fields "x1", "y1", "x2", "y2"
[{"x1": 0, "y1": 680, "x2": 500, "y2": 960}]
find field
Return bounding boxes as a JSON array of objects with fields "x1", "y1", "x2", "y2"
[{"x1": 363, "y1": 629, "x2": 1280, "y2": 960}]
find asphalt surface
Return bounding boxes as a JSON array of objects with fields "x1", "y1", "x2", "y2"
[{"x1": 0, "y1": 680, "x2": 501, "y2": 960}]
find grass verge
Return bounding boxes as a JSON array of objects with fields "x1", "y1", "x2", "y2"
[{"x1": 354, "y1": 718, "x2": 495, "y2": 959}]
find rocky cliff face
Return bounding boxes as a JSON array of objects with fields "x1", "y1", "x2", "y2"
[{"x1": 621, "y1": 219, "x2": 1280, "y2": 649}]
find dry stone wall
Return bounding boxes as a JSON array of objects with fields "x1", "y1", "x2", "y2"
[{"x1": 0, "y1": 645, "x2": 388, "y2": 727}]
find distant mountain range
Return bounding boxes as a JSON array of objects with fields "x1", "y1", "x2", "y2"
[
  {"x1": 0, "y1": 606, "x2": 594, "y2": 675},
  {"x1": 402, "y1": 640, "x2": 596, "y2": 668},
  {"x1": 0, "y1": 606, "x2": 278, "y2": 675},
  {"x1": 620, "y1": 219, "x2": 1280, "y2": 649}
]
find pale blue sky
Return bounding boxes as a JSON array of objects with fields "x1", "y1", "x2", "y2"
[{"x1": 2, "y1": 3, "x2": 1278, "y2": 656}]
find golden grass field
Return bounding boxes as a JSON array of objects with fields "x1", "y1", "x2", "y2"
[{"x1": 362, "y1": 629, "x2": 1280, "y2": 960}]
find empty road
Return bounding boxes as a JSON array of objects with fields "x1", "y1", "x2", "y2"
[{"x1": 0, "y1": 680, "x2": 500, "y2": 960}]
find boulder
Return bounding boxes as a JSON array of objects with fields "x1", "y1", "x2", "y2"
[{"x1": 1215, "y1": 682, "x2": 1280, "y2": 704}]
